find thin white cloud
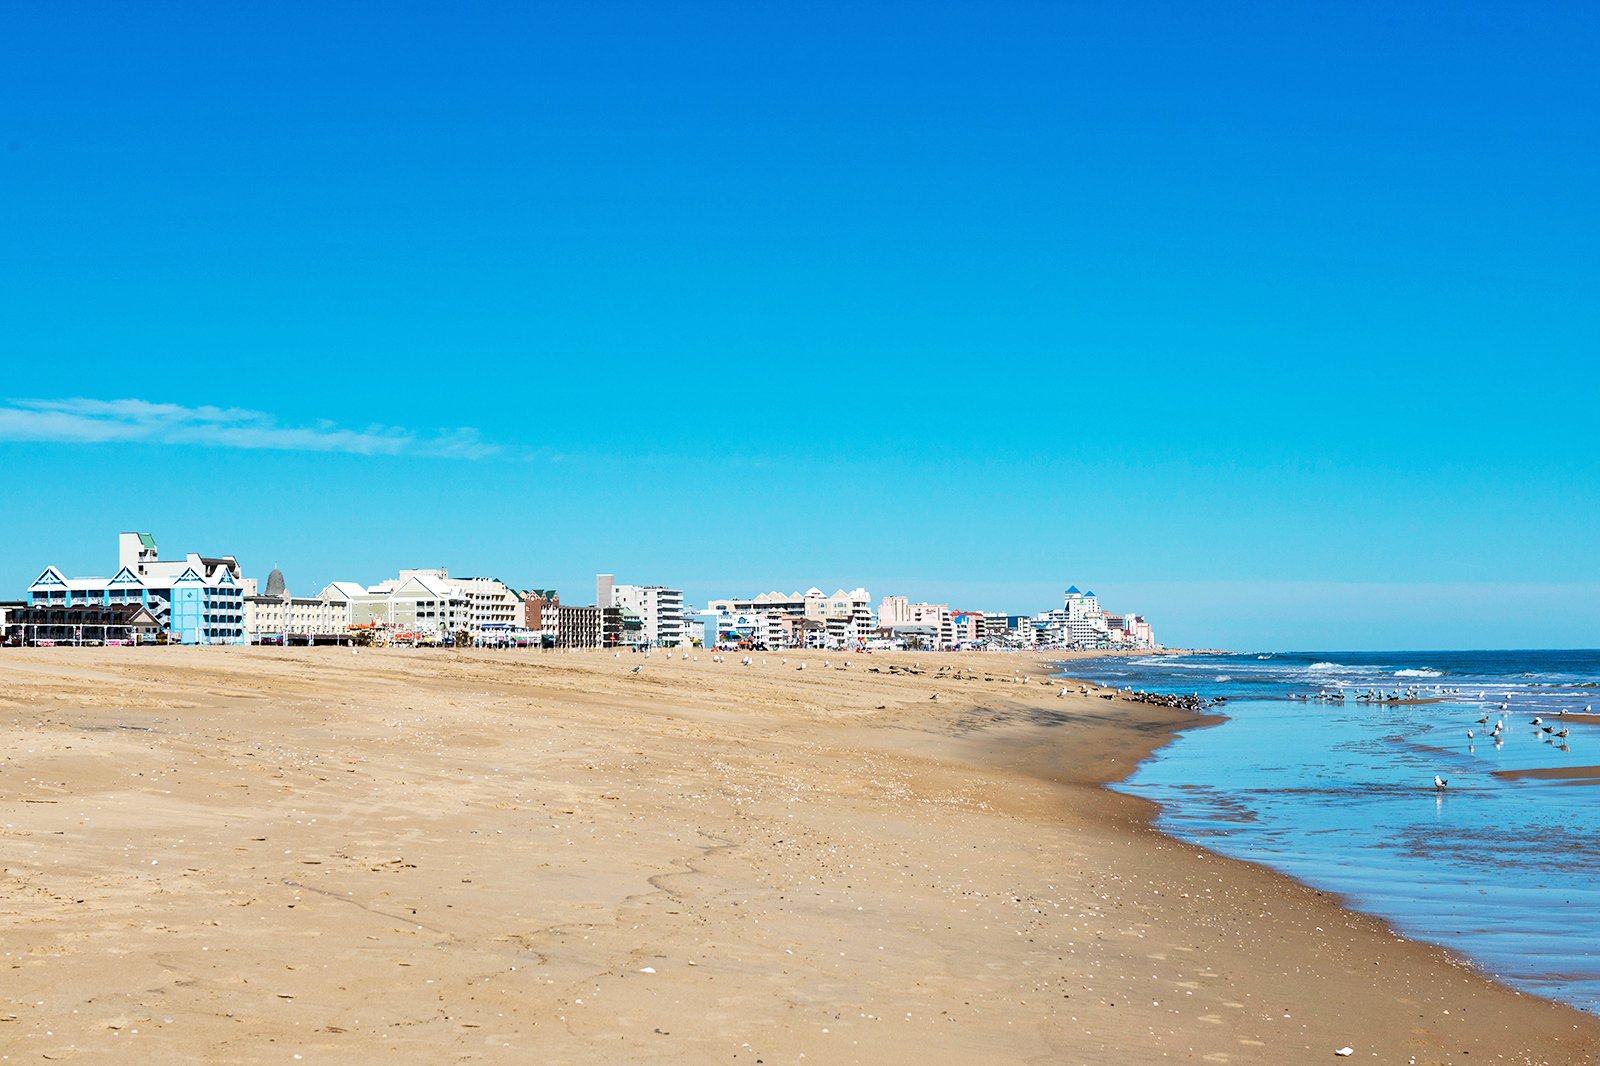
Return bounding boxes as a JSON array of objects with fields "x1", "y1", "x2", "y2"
[{"x1": 0, "y1": 397, "x2": 499, "y2": 459}]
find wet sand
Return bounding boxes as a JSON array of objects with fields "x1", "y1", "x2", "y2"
[
  {"x1": 1495, "y1": 764, "x2": 1600, "y2": 781},
  {"x1": 1, "y1": 646, "x2": 1597, "y2": 1064}
]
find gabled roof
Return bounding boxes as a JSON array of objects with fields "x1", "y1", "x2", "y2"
[
  {"x1": 124, "y1": 604, "x2": 161, "y2": 626},
  {"x1": 29, "y1": 566, "x2": 69, "y2": 589},
  {"x1": 1065, "y1": 585, "x2": 1081, "y2": 595},
  {"x1": 109, "y1": 567, "x2": 146, "y2": 586},
  {"x1": 388, "y1": 572, "x2": 458, "y2": 598}
]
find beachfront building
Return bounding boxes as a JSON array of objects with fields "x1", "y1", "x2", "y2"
[
  {"x1": 0, "y1": 601, "x2": 22, "y2": 641},
  {"x1": 523, "y1": 589, "x2": 558, "y2": 644},
  {"x1": 705, "y1": 587, "x2": 873, "y2": 649},
  {"x1": 320, "y1": 569, "x2": 523, "y2": 645},
  {"x1": 4, "y1": 603, "x2": 162, "y2": 646},
  {"x1": 24, "y1": 532, "x2": 246, "y2": 645},
  {"x1": 811, "y1": 588, "x2": 874, "y2": 646},
  {"x1": 1015, "y1": 586, "x2": 1159, "y2": 650},
  {"x1": 611, "y1": 585, "x2": 685, "y2": 647},
  {"x1": 558, "y1": 603, "x2": 602, "y2": 648},
  {"x1": 243, "y1": 568, "x2": 352, "y2": 645},
  {"x1": 1107, "y1": 614, "x2": 1157, "y2": 649},
  {"x1": 601, "y1": 605, "x2": 642, "y2": 647},
  {"x1": 877, "y1": 597, "x2": 955, "y2": 647},
  {"x1": 877, "y1": 596, "x2": 909, "y2": 625},
  {"x1": 520, "y1": 588, "x2": 608, "y2": 648},
  {"x1": 600, "y1": 575, "x2": 686, "y2": 647},
  {"x1": 949, "y1": 610, "x2": 984, "y2": 647}
]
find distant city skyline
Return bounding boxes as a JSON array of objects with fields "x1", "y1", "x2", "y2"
[{"x1": 4, "y1": 3, "x2": 1595, "y2": 650}]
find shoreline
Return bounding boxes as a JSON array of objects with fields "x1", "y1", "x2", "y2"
[{"x1": 1, "y1": 646, "x2": 1596, "y2": 1063}]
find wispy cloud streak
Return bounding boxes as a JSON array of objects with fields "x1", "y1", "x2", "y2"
[{"x1": 0, "y1": 398, "x2": 499, "y2": 459}]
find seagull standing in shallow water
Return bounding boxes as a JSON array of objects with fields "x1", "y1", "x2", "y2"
[{"x1": 1434, "y1": 775, "x2": 1448, "y2": 791}]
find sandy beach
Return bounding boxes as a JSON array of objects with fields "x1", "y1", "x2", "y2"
[{"x1": 2, "y1": 647, "x2": 1596, "y2": 1065}]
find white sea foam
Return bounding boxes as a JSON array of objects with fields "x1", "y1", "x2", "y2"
[
  {"x1": 1308, "y1": 661, "x2": 1344, "y2": 671},
  {"x1": 1394, "y1": 669, "x2": 1443, "y2": 678},
  {"x1": 1215, "y1": 675, "x2": 1232, "y2": 682}
]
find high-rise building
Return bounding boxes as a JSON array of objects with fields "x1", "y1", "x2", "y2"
[{"x1": 611, "y1": 584, "x2": 686, "y2": 646}]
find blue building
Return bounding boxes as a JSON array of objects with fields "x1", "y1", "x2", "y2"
[{"x1": 25, "y1": 532, "x2": 246, "y2": 645}]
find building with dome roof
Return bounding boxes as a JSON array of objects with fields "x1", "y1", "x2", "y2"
[
  {"x1": 243, "y1": 567, "x2": 352, "y2": 645},
  {"x1": 263, "y1": 566, "x2": 287, "y2": 599}
]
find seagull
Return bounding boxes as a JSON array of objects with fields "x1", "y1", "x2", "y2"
[
  {"x1": 1467, "y1": 730, "x2": 1474, "y2": 740},
  {"x1": 630, "y1": 665, "x2": 642, "y2": 674},
  {"x1": 1543, "y1": 725, "x2": 1555, "y2": 735},
  {"x1": 1556, "y1": 726, "x2": 1570, "y2": 739},
  {"x1": 1434, "y1": 775, "x2": 1448, "y2": 790},
  {"x1": 1532, "y1": 716, "x2": 1543, "y2": 726},
  {"x1": 1475, "y1": 714, "x2": 1490, "y2": 725}
]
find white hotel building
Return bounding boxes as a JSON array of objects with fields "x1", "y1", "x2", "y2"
[
  {"x1": 242, "y1": 567, "x2": 351, "y2": 644},
  {"x1": 318, "y1": 569, "x2": 524, "y2": 645},
  {"x1": 602, "y1": 576, "x2": 687, "y2": 647},
  {"x1": 706, "y1": 587, "x2": 873, "y2": 649}
]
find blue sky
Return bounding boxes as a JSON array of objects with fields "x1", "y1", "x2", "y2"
[{"x1": 3, "y1": 2, "x2": 1596, "y2": 650}]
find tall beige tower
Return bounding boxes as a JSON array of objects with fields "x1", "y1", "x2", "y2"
[
  {"x1": 596, "y1": 574, "x2": 615, "y2": 609},
  {"x1": 118, "y1": 532, "x2": 158, "y2": 575}
]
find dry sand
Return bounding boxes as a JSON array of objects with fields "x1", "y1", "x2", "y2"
[{"x1": 1, "y1": 646, "x2": 1596, "y2": 1065}]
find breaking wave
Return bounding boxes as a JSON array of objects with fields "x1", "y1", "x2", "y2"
[{"x1": 1395, "y1": 669, "x2": 1443, "y2": 678}]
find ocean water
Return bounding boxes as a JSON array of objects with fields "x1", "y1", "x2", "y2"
[{"x1": 1061, "y1": 649, "x2": 1600, "y2": 1013}]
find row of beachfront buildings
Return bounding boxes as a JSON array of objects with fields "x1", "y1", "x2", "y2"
[{"x1": 0, "y1": 531, "x2": 1159, "y2": 652}]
